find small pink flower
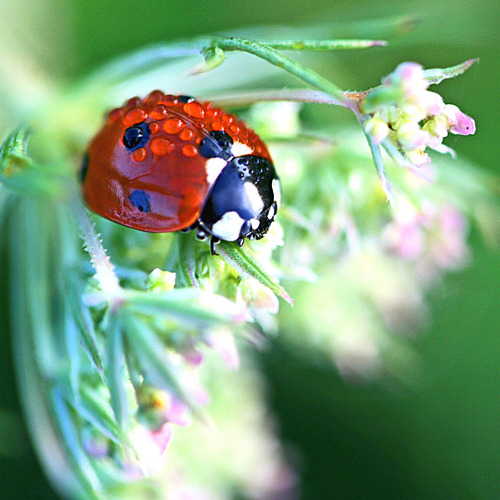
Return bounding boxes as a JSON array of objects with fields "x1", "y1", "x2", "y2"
[
  {"x1": 128, "y1": 423, "x2": 172, "y2": 475},
  {"x1": 421, "y1": 91, "x2": 445, "y2": 116},
  {"x1": 364, "y1": 116, "x2": 390, "y2": 145},
  {"x1": 164, "y1": 395, "x2": 191, "y2": 426},
  {"x1": 396, "y1": 122, "x2": 430, "y2": 150},
  {"x1": 384, "y1": 62, "x2": 427, "y2": 100},
  {"x1": 444, "y1": 105, "x2": 476, "y2": 135},
  {"x1": 205, "y1": 329, "x2": 240, "y2": 370}
]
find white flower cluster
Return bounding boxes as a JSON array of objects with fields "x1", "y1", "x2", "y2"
[{"x1": 361, "y1": 62, "x2": 475, "y2": 167}]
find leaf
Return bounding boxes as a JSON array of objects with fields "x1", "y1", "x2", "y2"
[
  {"x1": 190, "y1": 46, "x2": 226, "y2": 75},
  {"x1": 0, "y1": 126, "x2": 65, "y2": 196},
  {"x1": 126, "y1": 288, "x2": 245, "y2": 325},
  {"x1": 104, "y1": 314, "x2": 129, "y2": 434},
  {"x1": 0, "y1": 126, "x2": 28, "y2": 164},
  {"x1": 424, "y1": 59, "x2": 478, "y2": 86},
  {"x1": 64, "y1": 272, "x2": 104, "y2": 377},
  {"x1": 50, "y1": 388, "x2": 103, "y2": 499},
  {"x1": 77, "y1": 386, "x2": 122, "y2": 445},
  {"x1": 217, "y1": 240, "x2": 294, "y2": 305},
  {"x1": 121, "y1": 310, "x2": 198, "y2": 410},
  {"x1": 175, "y1": 233, "x2": 200, "y2": 288}
]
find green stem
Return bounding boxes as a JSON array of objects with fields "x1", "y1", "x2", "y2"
[
  {"x1": 254, "y1": 39, "x2": 387, "y2": 50},
  {"x1": 208, "y1": 88, "x2": 347, "y2": 108},
  {"x1": 216, "y1": 37, "x2": 351, "y2": 107},
  {"x1": 70, "y1": 188, "x2": 123, "y2": 305},
  {"x1": 362, "y1": 129, "x2": 395, "y2": 207}
]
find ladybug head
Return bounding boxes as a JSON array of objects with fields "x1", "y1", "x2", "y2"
[{"x1": 196, "y1": 154, "x2": 280, "y2": 246}]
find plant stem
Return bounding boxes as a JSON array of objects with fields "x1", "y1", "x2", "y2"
[{"x1": 70, "y1": 187, "x2": 123, "y2": 305}]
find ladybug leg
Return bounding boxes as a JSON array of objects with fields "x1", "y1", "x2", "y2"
[
  {"x1": 210, "y1": 236, "x2": 220, "y2": 255},
  {"x1": 195, "y1": 226, "x2": 208, "y2": 240},
  {"x1": 237, "y1": 237, "x2": 245, "y2": 247}
]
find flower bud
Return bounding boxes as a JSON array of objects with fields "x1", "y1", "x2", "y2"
[
  {"x1": 423, "y1": 115, "x2": 448, "y2": 138},
  {"x1": 420, "y1": 91, "x2": 445, "y2": 116},
  {"x1": 364, "y1": 116, "x2": 390, "y2": 145},
  {"x1": 396, "y1": 122, "x2": 430, "y2": 150},
  {"x1": 146, "y1": 269, "x2": 176, "y2": 292},
  {"x1": 386, "y1": 62, "x2": 428, "y2": 102},
  {"x1": 444, "y1": 105, "x2": 476, "y2": 135},
  {"x1": 406, "y1": 149, "x2": 431, "y2": 167}
]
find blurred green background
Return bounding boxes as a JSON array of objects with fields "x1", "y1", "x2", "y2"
[{"x1": 0, "y1": 0, "x2": 498, "y2": 498}]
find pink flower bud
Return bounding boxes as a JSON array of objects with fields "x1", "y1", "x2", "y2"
[
  {"x1": 385, "y1": 62, "x2": 428, "y2": 102},
  {"x1": 406, "y1": 149, "x2": 431, "y2": 167},
  {"x1": 444, "y1": 105, "x2": 476, "y2": 135},
  {"x1": 364, "y1": 117, "x2": 390, "y2": 145},
  {"x1": 423, "y1": 116, "x2": 448, "y2": 139},
  {"x1": 205, "y1": 330, "x2": 240, "y2": 370},
  {"x1": 421, "y1": 91, "x2": 445, "y2": 116},
  {"x1": 396, "y1": 122, "x2": 430, "y2": 150}
]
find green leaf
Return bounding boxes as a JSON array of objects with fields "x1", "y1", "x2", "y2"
[
  {"x1": 105, "y1": 315, "x2": 129, "y2": 433},
  {"x1": 121, "y1": 310, "x2": 198, "y2": 410},
  {"x1": 217, "y1": 241, "x2": 294, "y2": 305},
  {"x1": 191, "y1": 46, "x2": 226, "y2": 74},
  {"x1": 77, "y1": 386, "x2": 121, "y2": 445},
  {"x1": 126, "y1": 288, "x2": 244, "y2": 326},
  {"x1": 0, "y1": 127, "x2": 66, "y2": 196},
  {"x1": 175, "y1": 233, "x2": 200, "y2": 287},
  {"x1": 64, "y1": 272, "x2": 104, "y2": 377},
  {"x1": 51, "y1": 389, "x2": 103, "y2": 499},
  {"x1": 424, "y1": 59, "x2": 478, "y2": 86},
  {"x1": 0, "y1": 126, "x2": 28, "y2": 164}
]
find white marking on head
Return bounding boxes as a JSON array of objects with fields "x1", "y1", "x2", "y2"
[
  {"x1": 205, "y1": 158, "x2": 227, "y2": 185},
  {"x1": 231, "y1": 142, "x2": 253, "y2": 157},
  {"x1": 267, "y1": 204, "x2": 275, "y2": 220},
  {"x1": 250, "y1": 218, "x2": 260, "y2": 229},
  {"x1": 272, "y1": 178, "x2": 281, "y2": 208},
  {"x1": 211, "y1": 211, "x2": 245, "y2": 241},
  {"x1": 244, "y1": 182, "x2": 264, "y2": 214}
]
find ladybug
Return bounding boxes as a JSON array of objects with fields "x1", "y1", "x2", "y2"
[{"x1": 80, "y1": 91, "x2": 280, "y2": 253}]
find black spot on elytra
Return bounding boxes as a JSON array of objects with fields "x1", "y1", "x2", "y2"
[
  {"x1": 129, "y1": 190, "x2": 151, "y2": 213},
  {"x1": 198, "y1": 131, "x2": 234, "y2": 160},
  {"x1": 79, "y1": 152, "x2": 89, "y2": 183},
  {"x1": 123, "y1": 122, "x2": 150, "y2": 150}
]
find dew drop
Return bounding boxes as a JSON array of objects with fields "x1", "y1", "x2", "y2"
[
  {"x1": 150, "y1": 137, "x2": 174, "y2": 156},
  {"x1": 150, "y1": 104, "x2": 168, "y2": 120},
  {"x1": 132, "y1": 148, "x2": 147, "y2": 162},
  {"x1": 182, "y1": 144, "x2": 198, "y2": 157},
  {"x1": 164, "y1": 117, "x2": 185, "y2": 134},
  {"x1": 123, "y1": 108, "x2": 148, "y2": 127},
  {"x1": 183, "y1": 101, "x2": 205, "y2": 119},
  {"x1": 180, "y1": 128, "x2": 194, "y2": 141}
]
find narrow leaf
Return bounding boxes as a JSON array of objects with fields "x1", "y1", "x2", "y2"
[
  {"x1": 217, "y1": 241, "x2": 294, "y2": 305},
  {"x1": 77, "y1": 386, "x2": 122, "y2": 445},
  {"x1": 105, "y1": 315, "x2": 129, "y2": 433},
  {"x1": 424, "y1": 59, "x2": 478, "y2": 86},
  {"x1": 126, "y1": 288, "x2": 244, "y2": 325},
  {"x1": 0, "y1": 126, "x2": 28, "y2": 164},
  {"x1": 0, "y1": 127, "x2": 65, "y2": 196},
  {"x1": 122, "y1": 311, "x2": 198, "y2": 410},
  {"x1": 363, "y1": 131, "x2": 396, "y2": 208},
  {"x1": 50, "y1": 389, "x2": 103, "y2": 499},
  {"x1": 64, "y1": 273, "x2": 104, "y2": 377}
]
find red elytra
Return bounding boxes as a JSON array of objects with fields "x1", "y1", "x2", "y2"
[{"x1": 81, "y1": 92, "x2": 272, "y2": 233}]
